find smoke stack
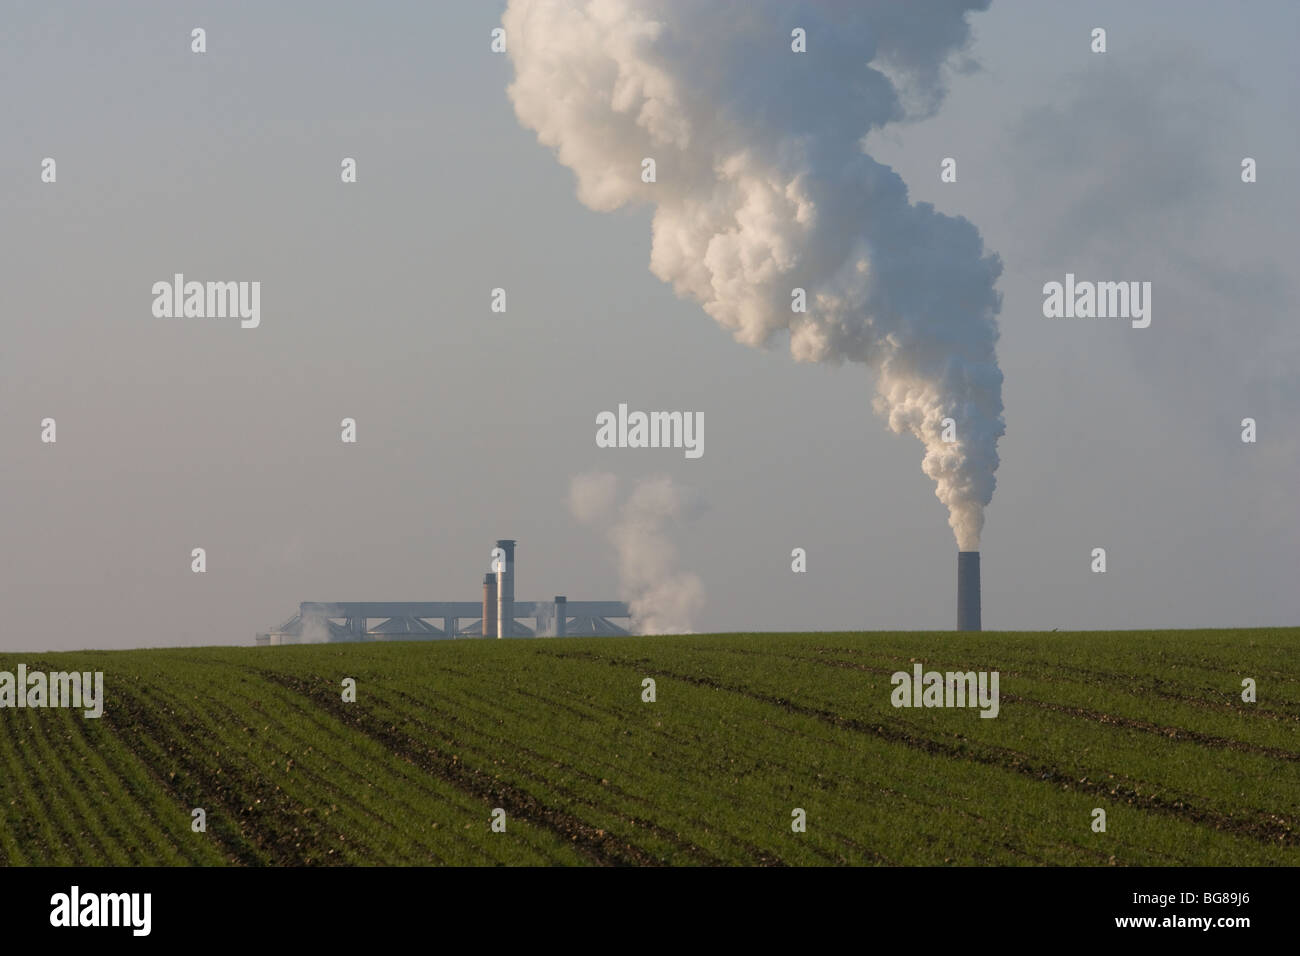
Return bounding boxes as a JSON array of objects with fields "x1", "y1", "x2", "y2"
[
  {"x1": 496, "y1": 539, "x2": 515, "y2": 637},
  {"x1": 957, "y1": 551, "x2": 981, "y2": 632},
  {"x1": 554, "y1": 595, "x2": 566, "y2": 637},
  {"x1": 482, "y1": 573, "x2": 497, "y2": 637},
  {"x1": 496, "y1": 568, "x2": 506, "y2": 638}
]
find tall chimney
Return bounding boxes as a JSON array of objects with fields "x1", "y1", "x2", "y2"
[
  {"x1": 482, "y1": 573, "x2": 497, "y2": 637},
  {"x1": 957, "y1": 551, "x2": 981, "y2": 632},
  {"x1": 554, "y1": 595, "x2": 567, "y2": 638},
  {"x1": 496, "y1": 539, "x2": 515, "y2": 637},
  {"x1": 496, "y1": 568, "x2": 506, "y2": 639}
]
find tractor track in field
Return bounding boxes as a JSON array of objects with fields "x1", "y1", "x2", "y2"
[
  {"x1": 696, "y1": 645, "x2": 1300, "y2": 760},
  {"x1": 1021, "y1": 662, "x2": 1300, "y2": 720},
  {"x1": 368, "y1": 681, "x2": 727, "y2": 863},
  {"x1": 807, "y1": 656, "x2": 1300, "y2": 763},
  {"x1": 8, "y1": 658, "x2": 126, "y2": 863},
  {"x1": 48, "y1": 708, "x2": 178, "y2": 864},
  {"x1": 541, "y1": 649, "x2": 999, "y2": 863},
  {"x1": 6, "y1": 711, "x2": 116, "y2": 864},
  {"x1": 379, "y1": 682, "x2": 732, "y2": 865},
  {"x1": 493, "y1": 685, "x2": 786, "y2": 865},
  {"x1": 100, "y1": 682, "x2": 288, "y2": 865},
  {"x1": 263, "y1": 672, "x2": 665, "y2": 866},
  {"x1": 812, "y1": 646, "x2": 1300, "y2": 722},
  {"x1": 102, "y1": 676, "x2": 404, "y2": 866},
  {"x1": 223, "y1": 668, "x2": 474, "y2": 864},
  {"x1": 553, "y1": 651, "x2": 1297, "y2": 848},
  {"x1": 173, "y1": 664, "x2": 459, "y2": 865}
]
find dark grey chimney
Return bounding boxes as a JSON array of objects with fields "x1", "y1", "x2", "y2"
[
  {"x1": 957, "y1": 551, "x2": 981, "y2": 632},
  {"x1": 482, "y1": 573, "x2": 497, "y2": 637}
]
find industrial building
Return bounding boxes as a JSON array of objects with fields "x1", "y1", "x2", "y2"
[{"x1": 255, "y1": 538, "x2": 631, "y2": 645}]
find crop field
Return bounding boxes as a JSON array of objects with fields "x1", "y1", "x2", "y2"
[{"x1": 0, "y1": 629, "x2": 1297, "y2": 866}]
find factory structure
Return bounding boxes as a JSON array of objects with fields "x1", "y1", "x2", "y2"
[{"x1": 255, "y1": 539, "x2": 632, "y2": 645}]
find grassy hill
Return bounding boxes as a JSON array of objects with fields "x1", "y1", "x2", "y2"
[{"x1": 1, "y1": 629, "x2": 1297, "y2": 865}]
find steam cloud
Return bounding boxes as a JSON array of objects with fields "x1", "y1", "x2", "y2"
[
  {"x1": 569, "y1": 473, "x2": 705, "y2": 634},
  {"x1": 507, "y1": 0, "x2": 1004, "y2": 548},
  {"x1": 299, "y1": 616, "x2": 331, "y2": 644}
]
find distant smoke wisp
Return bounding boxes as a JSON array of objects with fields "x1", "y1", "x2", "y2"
[
  {"x1": 299, "y1": 616, "x2": 331, "y2": 644},
  {"x1": 569, "y1": 473, "x2": 704, "y2": 633},
  {"x1": 508, "y1": 1, "x2": 1004, "y2": 549}
]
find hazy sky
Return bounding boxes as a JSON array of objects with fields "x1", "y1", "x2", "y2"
[{"x1": 2, "y1": 0, "x2": 1296, "y2": 650}]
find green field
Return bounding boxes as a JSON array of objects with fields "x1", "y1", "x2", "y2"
[{"x1": 1, "y1": 629, "x2": 1297, "y2": 866}]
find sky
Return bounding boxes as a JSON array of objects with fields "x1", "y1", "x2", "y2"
[{"x1": 1, "y1": 0, "x2": 1296, "y2": 650}]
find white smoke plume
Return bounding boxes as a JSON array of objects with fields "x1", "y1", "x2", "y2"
[
  {"x1": 299, "y1": 615, "x2": 332, "y2": 644},
  {"x1": 569, "y1": 473, "x2": 705, "y2": 634},
  {"x1": 507, "y1": 1, "x2": 1004, "y2": 549}
]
